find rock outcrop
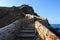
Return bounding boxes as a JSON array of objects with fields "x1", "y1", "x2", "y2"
[
  {"x1": 0, "y1": 4, "x2": 38, "y2": 27},
  {"x1": 0, "y1": 4, "x2": 60, "y2": 40}
]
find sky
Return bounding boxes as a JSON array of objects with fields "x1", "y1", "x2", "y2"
[{"x1": 0, "y1": 0, "x2": 60, "y2": 24}]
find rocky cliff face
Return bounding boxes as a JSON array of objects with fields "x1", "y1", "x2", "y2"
[
  {"x1": 0, "y1": 4, "x2": 38, "y2": 27},
  {"x1": 0, "y1": 4, "x2": 60, "y2": 40}
]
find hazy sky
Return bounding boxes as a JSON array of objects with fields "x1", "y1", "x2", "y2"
[{"x1": 0, "y1": 0, "x2": 60, "y2": 24}]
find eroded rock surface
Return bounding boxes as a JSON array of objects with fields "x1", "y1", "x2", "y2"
[{"x1": 0, "y1": 4, "x2": 60, "y2": 40}]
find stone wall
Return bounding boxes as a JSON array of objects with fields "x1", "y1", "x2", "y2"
[
  {"x1": 0, "y1": 20, "x2": 21, "y2": 40},
  {"x1": 35, "y1": 21, "x2": 60, "y2": 40}
]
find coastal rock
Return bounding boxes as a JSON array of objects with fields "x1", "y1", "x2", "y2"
[{"x1": 0, "y1": 4, "x2": 60, "y2": 40}]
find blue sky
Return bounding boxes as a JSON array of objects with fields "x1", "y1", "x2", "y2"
[{"x1": 0, "y1": 0, "x2": 60, "y2": 24}]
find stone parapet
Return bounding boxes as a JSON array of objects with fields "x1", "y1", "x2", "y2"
[{"x1": 35, "y1": 21, "x2": 60, "y2": 40}]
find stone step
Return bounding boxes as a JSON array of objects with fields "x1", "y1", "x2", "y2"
[
  {"x1": 22, "y1": 27, "x2": 35, "y2": 30},
  {"x1": 16, "y1": 25, "x2": 36, "y2": 40},
  {"x1": 21, "y1": 26, "x2": 34, "y2": 28},
  {"x1": 19, "y1": 32, "x2": 35, "y2": 34},
  {"x1": 18, "y1": 31, "x2": 35, "y2": 35},
  {"x1": 16, "y1": 37, "x2": 35, "y2": 40},
  {"x1": 20, "y1": 29, "x2": 35, "y2": 33},
  {"x1": 17, "y1": 33, "x2": 35, "y2": 37},
  {"x1": 17, "y1": 38, "x2": 35, "y2": 40}
]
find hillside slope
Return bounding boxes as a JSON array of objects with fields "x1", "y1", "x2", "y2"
[{"x1": 0, "y1": 4, "x2": 60, "y2": 40}]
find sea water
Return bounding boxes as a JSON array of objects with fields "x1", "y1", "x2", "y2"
[{"x1": 51, "y1": 24, "x2": 60, "y2": 32}]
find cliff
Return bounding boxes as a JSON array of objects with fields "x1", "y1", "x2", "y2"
[{"x1": 0, "y1": 4, "x2": 60, "y2": 40}]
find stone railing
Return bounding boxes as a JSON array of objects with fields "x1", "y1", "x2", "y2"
[
  {"x1": 0, "y1": 20, "x2": 21, "y2": 40},
  {"x1": 35, "y1": 21, "x2": 60, "y2": 40}
]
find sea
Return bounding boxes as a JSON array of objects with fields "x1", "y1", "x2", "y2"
[{"x1": 51, "y1": 24, "x2": 60, "y2": 32}]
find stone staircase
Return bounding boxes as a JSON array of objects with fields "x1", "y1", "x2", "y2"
[{"x1": 16, "y1": 24, "x2": 36, "y2": 40}]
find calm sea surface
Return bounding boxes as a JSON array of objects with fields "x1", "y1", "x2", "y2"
[{"x1": 51, "y1": 24, "x2": 60, "y2": 32}]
